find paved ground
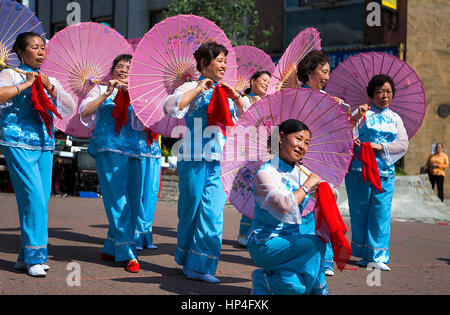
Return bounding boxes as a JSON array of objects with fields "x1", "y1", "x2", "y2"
[{"x1": 0, "y1": 192, "x2": 449, "y2": 296}]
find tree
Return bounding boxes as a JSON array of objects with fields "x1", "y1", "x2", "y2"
[{"x1": 164, "y1": 0, "x2": 273, "y2": 50}]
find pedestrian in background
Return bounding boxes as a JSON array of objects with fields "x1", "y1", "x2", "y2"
[{"x1": 426, "y1": 143, "x2": 448, "y2": 201}]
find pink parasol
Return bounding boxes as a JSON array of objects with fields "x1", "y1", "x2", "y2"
[
  {"x1": 324, "y1": 52, "x2": 426, "y2": 139},
  {"x1": 234, "y1": 45, "x2": 275, "y2": 93},
  {"x1": 267, "y1": 27, "x2": 321, "y2": 94},
  {"x1": 127, "y1": 38, "x2": 141, "y2": 51},
  {"x1": 41, "y1": 22, "x2": 133, "y2": 138},
  {"x1": 0, "y1": 0, "x2": 45, "y2": 71},
  {"x1": 221, "y1": 87, "x2": 354, "y2": 219},
  {"x1": 128, "y1": 14, "x2": 237, "y2": 138}
]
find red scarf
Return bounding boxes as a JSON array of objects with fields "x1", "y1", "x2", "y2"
[
  {"x1": 358, "y1": 142, "x2": 382, "y2": 192},
  {"x1": 207, "y1": 84, "x2": 234, "y2": 137},
  {"x1": 30, "y1": 76, "x2": 62, "y2": 139},
  {"x1": 314, "y1": 182, "x2": 352, "y2": 272},
  {"x1": 112, "y1": 88, "x2": 130, "y2": 134},
  {"x1": 145, "y1": 127, "x2": 159, "y2": 146}
]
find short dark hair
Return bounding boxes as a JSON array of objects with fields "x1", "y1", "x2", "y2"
[
  {"x1": 268, "y1": 119, "x2": 311, "y2": 154},
  {"x1": 111, "y1": 54, "x2": 132, "y2": 72},
  {"x1": 296, "y1": 50, "x2": 330, "y2": 83},
  {"x1": 279, "y1": 119, "x2": 311, "y2": 136},
  {"x1": 193, "y1": 41, "x2": 228, "y2": 72},
  {"x1": 12, "y1": 32, "x2": 45, "y2": 62},
  {"x1": 244, "y1": 71, "x2": 272, "y2": 95},
  {"x1": 366, "y1": 74, "x2": 396, "y2": 98}
]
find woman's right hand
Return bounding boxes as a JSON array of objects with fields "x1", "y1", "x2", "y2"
[
  {"x1": 358, "y1": 103, "x2": 370, "y2": 115},
  {"x1": 104, "y1": 79, "x2": 124, "y2": 97},
  {"x1": 196, "y1": 78, "x2": 214, "y2": 93},
  {"x1": 24, "y1": 71, "x2": 39, "y2": 88},
  {"x1": 304, "y1": 173, "x2": 322, "y2": 191}
]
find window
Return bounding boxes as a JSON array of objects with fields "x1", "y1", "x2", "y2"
[
  {"x1": 53, "y1": 22, "x2": 68, "y2": 35},
  {"x1": 149, "y1": 10, "x2": 165, "y2": 28},
  {"x1": 285, "y1": 1, "x2": 365, "y2": 48},
  {"x1": 285, "y1": 0, "x2": 361, "y2": 10},
  {"x1": 93, "y1": 16, "x2": 114, "y2": 28}
]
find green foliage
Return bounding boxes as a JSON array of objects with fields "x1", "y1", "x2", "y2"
[
  {"x1": 395, "y1": 165, "x2": 408, "y2": 176},
  {"x1": 164, "y1": 0, "x2": 272, "y2": 50},
  {"x1": 161, "y1": 144, "x2": 170, "y2": 158}
]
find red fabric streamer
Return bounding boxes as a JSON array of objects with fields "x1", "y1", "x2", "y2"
[
  {"x1": 358, "y1": 142, "x2": 382, "y2": 192},
  {"x1": 207, "y1": 84, "x2": 234, "y2": 137},
  {"x1": 30, "y1": 76, "x2": 62, "y2": 139},
  {"x1": 145, "y1": 127, "x2": 159, "y2": 146},
  {"x1": 158, "y1": 167, "x2": 162, "y2": 198},
  {"x1": 314, "y1": 182, "x2": 352, "y2": 272},
  {"x1": 112, "y1": 88, "x2": 130, "y2": 134}
]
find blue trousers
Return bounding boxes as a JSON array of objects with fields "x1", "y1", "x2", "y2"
[
  {"x1": 299, "y1": 211, "x2": 335, "y2": 272},
  {"x1": 345, "y1": 170, "x2": 395, "y2": 263},
  {"x1": 239, "y1": 214, "x2": 252, "y2": 237},
  {"x1": 135, "y1": 157, "x2": 161, "y2": 249},
  {"x1": 175, "y1": 159, "x2": 227, "y2": 275},
  {"x1": 95, "y1": 152, "x2": 141, "y2": 262},
  {"x1": 248, "y1": 233, "x2": 327, "y2": 295},
  {"x1": 2, "y1": 146, "x2": 53, "y2": 265}
]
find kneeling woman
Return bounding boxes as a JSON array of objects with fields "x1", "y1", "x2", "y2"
[{"x1": 247, "y1": 119, "x2": 327, "y2": 295}]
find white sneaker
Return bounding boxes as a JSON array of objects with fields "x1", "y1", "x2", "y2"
[
  {"x1": 15, "y1": 261, "x2": 50, "y2": 271},
  {"x1": 237, "y1": 235, "x2": 247, "y2": 247},
  {"x1": 375, "y1": 262, "x2": 391, "y2": 271},
  {"x1": 26, "y1": 264, "x2": 47, "y2": 277},
  {"x1": 325, "y1": 269, "x2": 335, "y2": 276}
]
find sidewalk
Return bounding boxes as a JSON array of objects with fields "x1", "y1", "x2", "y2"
[{"x1": 0, "y1": 192, "x2": 449, "y2": 295}]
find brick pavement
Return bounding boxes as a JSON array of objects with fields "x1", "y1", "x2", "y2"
[{"x1": 0, "y1": 193, "x2": 449, "y2": 295}]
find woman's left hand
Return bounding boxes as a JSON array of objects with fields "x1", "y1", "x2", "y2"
[
  {"x1": 370, "y1": 143, "x2": 383, "y2": 151},
  {"x1": 332, "y1": 96, "x2": 344, "y2": 105},
  {"x1": 38, "y1": 72, "x2": 53, "y2": 91},
  {"x1": 251, "y1": 95, "x2": 262, "y2": 104},
  {"x1": 220, "y1": 82, "x2": 240, "y2": 100},
  {"x1": 220, "y1": 82, "x2": 244, "y2": 114}
]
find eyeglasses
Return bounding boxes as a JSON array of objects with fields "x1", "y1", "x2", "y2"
[{"x1": 115, "y1": 64, "x2": 130, "y2": 70}]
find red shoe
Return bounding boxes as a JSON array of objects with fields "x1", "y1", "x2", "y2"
[
  {"x1": 125, "y1": 260, "x2": 140, "y2": 273},
  {"x1": 100, "y1": 253, "x2": 115, "y2": 261}
]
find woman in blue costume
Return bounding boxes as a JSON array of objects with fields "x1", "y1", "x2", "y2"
[
  {"x1": 345, "y1": 74, "x2": 408, "y2": 271},
  {"x1": 0, "y1": 32, "x2": 76, "y2": 277},
  {"x1": 248, "y1": 119, "x2": 327, "y2": 295},
  {"x1": 81, "y1": 54, "x2": 159, "y2": 273},
  {"x1": 296, "y1": 50, "x2": 341, "y2": 276},
  {"x1": 237, "y1": 70, "x2": 271, "y2": 247},
  {"x1": 163, "y1": 42, "x2": 245, "y2": 283}
]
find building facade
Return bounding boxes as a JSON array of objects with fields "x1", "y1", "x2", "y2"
[
  {"x1": 17, "y1": 0, "x2": 449, "y2": 198},
  {"x1": 405, "y1": 0, "x2": 450, "y2": 199}
]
